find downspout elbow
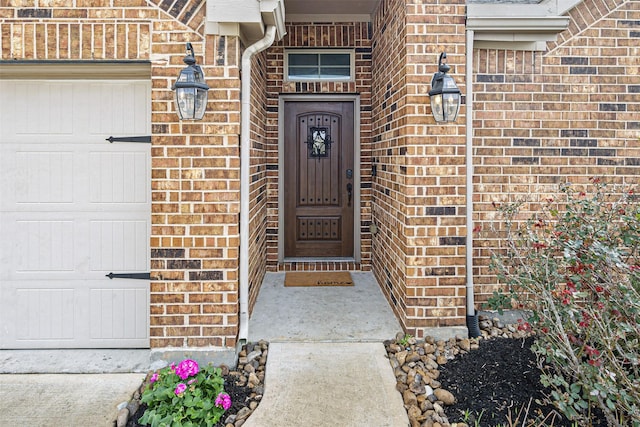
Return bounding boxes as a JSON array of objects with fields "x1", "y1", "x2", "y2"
[{"x1": 238, "y1": 26, "x2": 277, "y2": 346}]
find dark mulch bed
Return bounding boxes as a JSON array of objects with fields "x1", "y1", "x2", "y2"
[
  {"x1": 126, "y1": 375, "x2": 251, "y2": 427},
  {"x1": 438, "y1": 336, "x2": 608, "y2": 426}
]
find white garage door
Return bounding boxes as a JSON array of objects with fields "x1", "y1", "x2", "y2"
[{"x1": 0, "y1": 78, "x2": 151, "y2": 349}]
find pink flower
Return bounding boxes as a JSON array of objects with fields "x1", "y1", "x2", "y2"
[
  {"x1": 150, "y1": 373, "x2": 159, "y2": 383},
  {"x1": 215, "y1": 392, "x2": 232, "y2": 410},
  {"x1": 175, "y1": 383, "x2": 187, "y2": 396},
  {"x1": 175, "y1": 359, "x2": 199, "y2": 380}
]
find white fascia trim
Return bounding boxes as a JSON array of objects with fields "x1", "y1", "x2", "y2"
[
  {"x1": 286, "y1": 13, "x2": 372, "y2": 23},
  {"x1": 474, "y1": 40, "x2": 549, "y2": 51},
  {"x1": 466, "y1": 16, "x2": 570, "y2": 34}
]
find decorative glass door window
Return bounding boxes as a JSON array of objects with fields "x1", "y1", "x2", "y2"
[
  {"x1": 286, "y1": 50, "x2": 354, "y2": 81},
  {"x1": 306, "y1": 127, "x2": 332, "y2": 158}
]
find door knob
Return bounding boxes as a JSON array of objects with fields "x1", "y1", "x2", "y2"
[{"x1": 347, "y1": 183, "x2": 353, "y2": 207}]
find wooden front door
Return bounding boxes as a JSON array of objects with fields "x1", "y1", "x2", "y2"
[{"x1": 284, "y1": 101, "x2": 354, "y2": 258}]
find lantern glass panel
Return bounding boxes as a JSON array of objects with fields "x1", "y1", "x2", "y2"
[
  {"x1": 430, "y1": 94, "x2": 444, "y2": 123},
  {"x1": 194, "y1": 87, "x2": 207, "y2": 120},
  {"x1": 443, "y1": 93, "x2": 460, "y2": 122},
  {"x1": 175, "y1": 87, "x2": 195, "y2": 120}
]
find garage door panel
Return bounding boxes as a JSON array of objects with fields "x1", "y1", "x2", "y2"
[
  {"x1": 16, "y1": 220, "x2": 76, "y2": 273},
  {"x1": 0, "y1": 146, "x2": 77, "y2": 210},
  {"x1": 90, "y1": 287, "x2": 148, "y2": 341},
  {"x1": 2, "y1": 280, "x2": 148, "y2": 348},
  {"x1": 88, "y1": 82, "x2": 150, "y2": 137},
  {"x1": 2, "y1": 212, "x2": 148, "y2": 280},
  {"x1": 16, "y1": 151, "x2": 75, "y2": 203},
  {"x1": 89, "y1": 150, "x2": 149, "y2": 204},
  {"x1": 16, "y1": 288, "x2": 76, "y2": 342},
  {"x1": 12, "y1": 82, "x2": 75, "y2": 137},
  {"x1": 90, "y1": 220, "x2": 149, "y2": 272},
  {"x1": 2, "y1": 146, "x2": 150, "y2": 211}
]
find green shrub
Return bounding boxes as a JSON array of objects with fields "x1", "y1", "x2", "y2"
[
  {"x1": 487, "y1": 179, "x2": 640, "y2": 426},
  {"x1": 140, "y1": 358, "x2": 230, "y2": 427}
]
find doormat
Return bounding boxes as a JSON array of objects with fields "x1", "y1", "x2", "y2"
[{"x1": 284, "y1": 271, "x2": 353, "y2": 287}]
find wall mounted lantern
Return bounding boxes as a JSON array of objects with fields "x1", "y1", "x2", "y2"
[
  {"x1": 172, "y1": 42, "x2": 209, "y2": 120},
  {"x1": 428, "y1": 52, "x2": 461, "y2": 123}
]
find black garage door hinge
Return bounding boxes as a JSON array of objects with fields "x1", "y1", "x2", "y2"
[
  {"x1": 106, "y1": 135, "x2": 151, "y2": 143},
  {"x1": 106, "y1": 272, "x2": 151, "y2": 280}
]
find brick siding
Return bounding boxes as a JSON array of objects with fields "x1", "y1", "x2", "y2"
[
  {"x1": 471, "y1": 0, "x2": 640, "y2": 306},
  {"x1": 371, "y1": 0, "x2": 468, "y2": 337}
]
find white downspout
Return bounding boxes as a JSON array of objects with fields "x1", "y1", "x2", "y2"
[
  {"x1": 239, "y1": 25, "x2": 277, "y2": 345},
  {"x1": 465, "y1": 29, "x2": 481, "y2": 337}
]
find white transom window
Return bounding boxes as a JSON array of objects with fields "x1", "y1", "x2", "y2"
[{"x1": 285, "y1": 50, "x2": 355, "y2": 82}]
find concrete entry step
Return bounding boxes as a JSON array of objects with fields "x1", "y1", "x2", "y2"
[
  {"x1": 249, "y1": 271, "x2": 402, "y2": 342},
  {"x1": 243, "y1": 342, "x2": 409, "y2": 427}
]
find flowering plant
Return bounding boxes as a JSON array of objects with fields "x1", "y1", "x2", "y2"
[
  {"x1": 140, "y1": 358, "x2": 231, "y2": 427},
  {"x1": 487, "y1": 180, "x2": 640, "y2": 426}
]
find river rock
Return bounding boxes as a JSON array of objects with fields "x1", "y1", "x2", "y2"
[
  {"x1": 458, "y1": 338, "x2": 471, "y2": 352},
  {"x1": 403, "y1": 389, "x2": 418, "y2": 406},
  {"x1": 434, "y1": 388, "x2": 456, "y2": 405},
  {"x1": 396, "y1": 350, "x2": 408, "y2": 366},
  {"x1": 116, "y1": 408, "x2": 129, "y2": 427}
]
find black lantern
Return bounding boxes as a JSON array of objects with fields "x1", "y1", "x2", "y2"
[
  {"x1": 428, "y1": 52, "x2": 461, "y2": 123},
  {"x1": 172, "y1": 42, "x2": 209, "y2": 120}
]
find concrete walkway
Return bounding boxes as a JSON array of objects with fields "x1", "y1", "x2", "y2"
[
  {"x1": 0, "y1": 271, "x2": 409, "y2": 426},
  {"x1": 244, "y1": 342, "x2": 409, "y2": 427},
  {"x1": 0, "y1": 373, "x2": 144, "y2": 427},
  {"x1": 249, "y1": 271, "x2": 402, "y2": 342}
]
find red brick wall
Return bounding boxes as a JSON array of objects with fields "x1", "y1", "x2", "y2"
[
  {"x1": 371, "y1": 0, "x2": 468, "y2": 338},
  {"x1": 247, "y1": 49, "x2": 270, "y2": 312},
  {"x1": 471, "y1": 0, "x2": 640, "y2": 306}
]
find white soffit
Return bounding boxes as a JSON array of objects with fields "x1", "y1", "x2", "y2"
[
  {"x1": 467, "y1": 0, "x2": 574, "y2": 50},
  {"x1": 285, "y1": 0, "x2": 380, "y2": 22}
]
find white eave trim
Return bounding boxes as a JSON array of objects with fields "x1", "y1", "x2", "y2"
[
  {"x1": 467, "y1": 1, "x2": 573, "y2": 50},
  {"x1": 0, "y1": 61, "x2": 151, "y2": 79},
  {"x1": 285, "y1": 13, "x2": 372, "y2": 23},
  {"x1": 466, "y1": 16, "x2": 569, "y2": 34}
]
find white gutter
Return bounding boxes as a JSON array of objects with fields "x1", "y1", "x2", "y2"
[
  {"x1": 465, "y1": 29, "x2": 480, "y2": 338},
  {"x1": 239, "y1": 25, "x2": 277, "y2": 344}
]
